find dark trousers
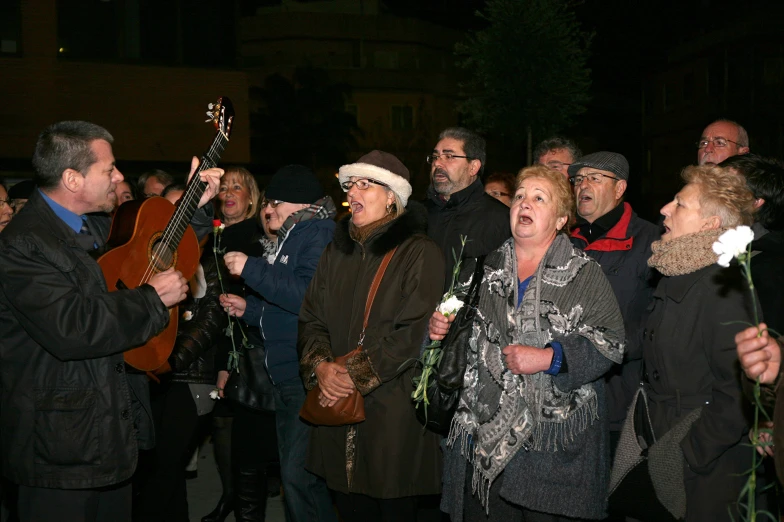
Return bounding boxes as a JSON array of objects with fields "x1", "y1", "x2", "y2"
[
  {"x1": 134, "y1": 380, "x2": 208, "y2": 522},
  {"x1": 18, "y1": 481, "x2": 131, "y2": 522},
  {"x1": 272, "y1": 377, "x2": 335, "y2": 522},
  {"x1": 231, "y1": 404, "x2": 278, "y2": 520},
  {"x1": 334, "y1": 492, "x2": 417, "y2": 522}
]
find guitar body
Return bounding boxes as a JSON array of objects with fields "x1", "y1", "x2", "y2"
[{"x1": 98, "y1": 197, "x2": 200, "y2": 371}]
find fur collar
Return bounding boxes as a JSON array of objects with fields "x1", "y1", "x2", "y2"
[{"x1": 333, "y1": 200, "x2": 428, "y2": 256}]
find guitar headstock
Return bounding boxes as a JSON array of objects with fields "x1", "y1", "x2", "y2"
[{"x1": 205, "y1": 96, "x2": 235, "y2": 140}]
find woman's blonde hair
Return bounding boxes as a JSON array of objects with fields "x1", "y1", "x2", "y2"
[
  {"x1": 681, "y1": 165, "x2": 754, "y2": 227},
  {"x1": 386, "y1": 189, "x2": 405, "y2": 218},
  {"x1": 220, "y1": 166, "x2": 260, "y2": 221},
  {"x1": 516, "y1": 165, "x2": 576, "y2": 233}
]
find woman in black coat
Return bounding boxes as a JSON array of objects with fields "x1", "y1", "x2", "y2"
[
  {"x1": 623, "y1": 165, "x2": 756, "y2": 521},
  {"x1": 208, "y1": 168, "x2": 279, "y2": 522}
]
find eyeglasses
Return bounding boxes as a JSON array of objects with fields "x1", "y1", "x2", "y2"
[
  {"x1": 569, "y1": 173, "x2": 619, "y2": 186},
  {"x1": 487, "y1": 190, "x2": 510, "y2": 198},
  {"x1": 696, "y1": 137, "x2": 741, "y2": 149},
  {"x1": 426, "y1": 152, "x2": 472, "y2": 164},
  {"x1": 544, "y1": 161, "x2": 571, "y2": 171},
  {"x1": 340, "y1": 178, "x2": 388, "y2": 192},
  {"x1": 260, "y1": 198, "x2": 283, "y2": 208},
  {"x1": 0, "y1": 199, "x2": 15, "y2": 211}
]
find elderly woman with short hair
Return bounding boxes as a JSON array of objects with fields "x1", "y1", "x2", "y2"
[
  {"x1": 617, "y1": 165, "x2": 756, "y2": 521},
  {"x1": 433, "y1": 165, "x2": 625, "y2": 521}
]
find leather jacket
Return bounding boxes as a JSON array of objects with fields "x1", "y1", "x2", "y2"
[{"x1": 169, "y1": 253, "x2": 227, "y2": 384}]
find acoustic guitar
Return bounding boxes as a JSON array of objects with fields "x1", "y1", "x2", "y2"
[{"x1": 98, "y1": 97, "x2": 235, "y2": 371}]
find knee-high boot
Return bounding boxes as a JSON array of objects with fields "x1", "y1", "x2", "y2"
[
  {"x1": 235, "y1": 466, "x2": 268, "y2": 522},
  {"x1": 202, "y1": 416, "x2": 234, "y2": 522}
]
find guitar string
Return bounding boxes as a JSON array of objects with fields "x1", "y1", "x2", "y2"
[
  {"x1": 143, "y1": 132, "x2": 225, "y2": 281},
  {"x1": 138, "y1": 133, "x2": 227, "y2": 286},
  {"x1": 138, "y1": 167, "x2": 205, "y2": 287}
]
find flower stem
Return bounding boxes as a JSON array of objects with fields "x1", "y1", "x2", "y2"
[
  {"x1": 213, "y1": 228, "x2": 242, "y2": 372},
  {"x1": 739, "y1": 246, "x2": 762, "y2": 521}
]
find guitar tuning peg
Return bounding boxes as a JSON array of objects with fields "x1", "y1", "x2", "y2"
[
  {"x1": 205, "y1": 118, "x2": 213, "y2": 122},
  {"x1": 206, "y1": 111, "x2": 214, "y2": 118},
  {"x1": 208, "y1": 103, "x2": 215, "y2": 110}
]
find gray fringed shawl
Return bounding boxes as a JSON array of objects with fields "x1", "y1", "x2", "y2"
[{"x1": 447, "y1": 234, "x2": 625, "y2": 509}]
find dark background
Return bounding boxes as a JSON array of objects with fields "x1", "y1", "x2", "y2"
[{"x1": 4, "y1": 0, "x2": 784, "y2": 222}]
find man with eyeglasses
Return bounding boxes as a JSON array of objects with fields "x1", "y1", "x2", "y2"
[
  {"x1": 697, "y1": 119, "x2": 750, "y2": 166},
  {"x1": 568, "y1": 151, "x2": 660, "y2": 459},
  {"x1": 533, "y1": 136, "x2": 582, "y2": 178},
  {"x1": 425, "y1": 127, "x2": 510, "y2": 288}
]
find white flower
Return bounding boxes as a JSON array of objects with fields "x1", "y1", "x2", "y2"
[
  {"x1": 209, "y1": 389, "x2": 221, "y2": 400},
  {"x1": 182, "y1": 311, "x2": 193, "y2": 321},
  {"x1": 712, "y1": 225, "x2": 755, "y2": 267},
  {"x1": 219, "y1": 224, "x2": 226, "y2": 232},
  {"x1": 438, "y1": 295, "x2": 465, "y2": 316}
]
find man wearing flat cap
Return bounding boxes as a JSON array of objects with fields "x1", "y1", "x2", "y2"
[{"x1": 568, "y1": 152, "x2": 660, "y2": 455}]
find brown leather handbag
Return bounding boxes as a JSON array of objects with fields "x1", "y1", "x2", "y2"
[{"x1": 299, "y1": 248, "x2": 397, "y2": 426}]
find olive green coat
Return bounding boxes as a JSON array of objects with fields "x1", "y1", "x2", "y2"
[{"x1": 299, "y1": 203, "x2": 445, "y2": 499}]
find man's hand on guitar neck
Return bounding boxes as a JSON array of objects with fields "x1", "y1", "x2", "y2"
[
  {"x1": 187, "y1": 156, "x2": 224, "y2": 208},
  {"x1": 149, "y1": 268, "x2": 189, "y2": 307}
]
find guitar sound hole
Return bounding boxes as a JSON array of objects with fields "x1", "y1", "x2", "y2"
[{"x1": 150, "y1": 241, "x2": 175, "y2": 271}]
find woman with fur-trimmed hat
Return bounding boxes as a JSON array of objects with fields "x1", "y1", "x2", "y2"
[{"x1": 299, "y1": 150, "x2": 445, "y2": 521}]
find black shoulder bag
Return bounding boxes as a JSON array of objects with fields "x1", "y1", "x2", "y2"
[
  {"x1": 224, "y1": 330, "x2": 275, "y2": 412},
  {"x1": 416, "y1": 255, "x2": 486, "y2": 434}
]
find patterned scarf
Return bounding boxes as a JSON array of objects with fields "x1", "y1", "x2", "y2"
[
  {"x1": 276, "y1": 196, "x2": 337, "y2": 248},
  {"x1": 647, "y1": 228, "x2": 724, "y2": 276},
  {"x1": 447, "y1": 234, "x2": 624, "y2": 507}
]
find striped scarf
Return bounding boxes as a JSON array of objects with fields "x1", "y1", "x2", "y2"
[{"x1": 276, "y1": 196, "x2": 337, "y2": 244}]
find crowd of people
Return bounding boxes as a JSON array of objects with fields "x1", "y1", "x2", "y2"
[{"x1": 0, "y1": 117, "x2": 782, "y2": 522}]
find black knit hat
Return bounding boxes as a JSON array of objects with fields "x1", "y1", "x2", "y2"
[
  {"x1": 8, "y1": 179, "x2": 35, "y2": 199},
  {"x1": 567, "y1": 151, "x2": 630, "y2": 181},
  {"x1": 265, "y1": 164, "x2": 325, "y2": 204}
]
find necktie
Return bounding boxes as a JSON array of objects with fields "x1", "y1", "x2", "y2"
[
  {"x1": 77, "y1": 216, "x2": 98, "y2": 251},
  {"x1": 79, "y1": 216, "x2": 91, "y2": 235}
]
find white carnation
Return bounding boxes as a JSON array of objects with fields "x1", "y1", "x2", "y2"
[
  {"x1": 712, "y1": 225, "x2": 754, "y2": 267},
  {"x1": 209, "y1": 389, "x2": 221, "y2": 400},
  {"x1": 438, "y1": 295, "x2": 464, "y2": 316}
]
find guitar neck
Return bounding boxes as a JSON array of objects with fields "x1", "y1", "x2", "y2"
[{"x1": 164, "y1": 131, "x2": 228, "y2": 245}]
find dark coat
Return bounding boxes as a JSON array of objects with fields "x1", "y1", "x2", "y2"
[
  {"x1": 745, "y1": 228, "x2": 784, "y2": 484},
  {"x1": 211, "y1": 217, "x2": 265, "y2": 373},
  {"x1": 169, "y1": 252, "x2": 227, "y2": 384},
  {"x1": 243, "y1": 218, "x2": 335, "y2": 384},
  {"x1": 750, "y1": 229, "x2": 784, "y2": 335},
  {"x1": 570, "y1": 203, "x2": 661, "y2": 430},
  {"x1": 0, "y1": 191, "x2": 169, "y2": 489},
  {"x1": 298, "y1": 202, "x2": 445, "y2": 498},
  {"x1": 424, "y1": 178, "x2": 510, "y2": 290},
  {"x1": 643, "y1": 264, "x2": 753, "y2": 521}
]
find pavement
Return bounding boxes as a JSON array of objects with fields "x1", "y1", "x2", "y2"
[{"x1": 187, "y1": 438, "x2": 286, "y2": 522}]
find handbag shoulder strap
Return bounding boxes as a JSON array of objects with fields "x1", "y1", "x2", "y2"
[
  {"x1": 466, "y1": 255, "x2": 486, "y2": 308},
  {"x1": 358, "y1": 247, "x2": 398, "y2": 347}
]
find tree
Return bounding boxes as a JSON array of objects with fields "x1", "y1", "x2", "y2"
[{"x1": 457, "y1": 0, "x2": 592, "y2": 163}]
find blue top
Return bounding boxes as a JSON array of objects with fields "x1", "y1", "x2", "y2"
[
  {"x1": 517, "y1": 276, "x2": 532, "y2": 308},
  {"x1": 39, "y1": 189, "x2": 83, "y2": 233},
  {"x1": 241, "y1": 219, "x2": 335, "y2": 383},
  {"x1": 518, "y1": 275, "x2": 562, "y2": 375}
]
